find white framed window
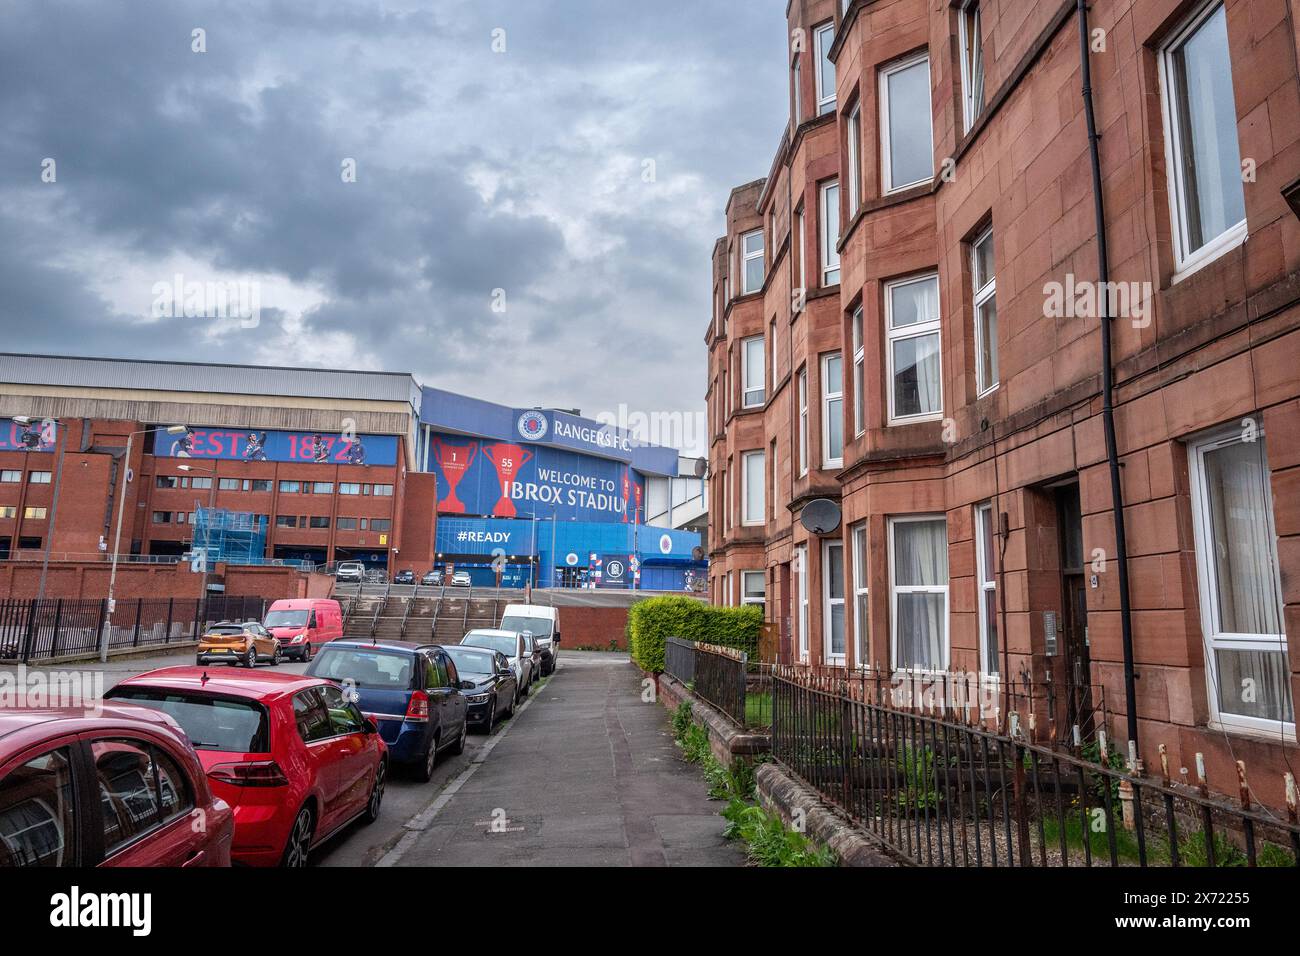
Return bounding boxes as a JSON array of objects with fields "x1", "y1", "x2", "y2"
[
  {"x1": 741, "y1": 229, "x2": 764, "y2": 294},
  {"x1": 795, "y1": 207, "x2": 806, "y2": 297},
  {"x1": 821, "y1": 352, "x2": 844, "y2": 468},
  {"x1": 770, "y1": 439, "x2": 778, "y2": 521},
  {"x1": 823, "y1": 538, "x2": 846, "y2": 663},
  {"x1": 741, "y1": 450, "x2": 765, "y2": 525},
  {"x1": 769, "y1": 318, "x2": 778, "y2": 391},
  {"x1": 852, "y1": 306, "x2": 865, "y2": 435},
  {"x1": 742, "y1": 335, "x2": 765, "y2": 408},
  {"x1": 959, "y1": 1, "x2": 985, "y2": 132},
  {"x1": 814, "y1": 22, "x2": 836, "y2": 116},
  {"x1": 846, "y1": 103, "x2": 862, "y2": 212},
  {"x1": 885, "y1": 273, "x2": 942, "y2": 423},
  {"x1": 889, "y1": 515, "x2": 949, "y2": 671},
  {"x1": 1188, "y1": 427, "x2": 1292, "y2": 731},
  {"x1": 879, "y1": 52, "x2": 934, "y2": 193},
  {"x1": 972, "y1": 226, "x2": 998, "y2": 396},
  {"x1": 1158, "y1": 0, "x2": 1246, "y2": 277},
  {"x1": 975, "y1": 502, "x2": 998, "y2": 676},
  {"x1": 798, "y1": 368, "x2": 809, "y2": 476},
  {"x1": 796, "y1": 545, "x2": 809, "y2": 661},
  {"x1": 792, "y1": 55, "x2": 802, "y2": 126},
  {"x1": 820, "y1": 180, "x2": 840, "y2": 285},
  {"x1": 852, "y1": 521, "x2": 869, "y2": 667},
  {"x1": 742, "y1": 570, "x2": 766, "y2": 612}
]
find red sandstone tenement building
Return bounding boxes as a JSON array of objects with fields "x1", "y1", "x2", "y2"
[{"x1": 707, "y1": 0, "x2": 1300, "y2": 808}]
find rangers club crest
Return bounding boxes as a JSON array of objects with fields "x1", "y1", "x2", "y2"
[{"x1": 516, "y1": 409, "x2": 549, "y2": 442}]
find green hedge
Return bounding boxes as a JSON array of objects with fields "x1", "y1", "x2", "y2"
[{"x1": 628, "y1": 595, "x2": 762, "y2": 673}]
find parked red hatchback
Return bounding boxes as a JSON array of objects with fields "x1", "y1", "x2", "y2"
[
  {"x1": 106, "y1": 666, "x2": 387, "y2": 867},
  {"x1": 0, "y1": 704, "x2": 234, "y2": 867}
]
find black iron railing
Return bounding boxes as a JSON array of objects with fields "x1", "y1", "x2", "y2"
[
  {"x1": 770, "y1": 666, "x2": 1300, "y2": 867},
  {"x1": 664, "y1": 636, "x2": 695, "y2": 685},
  {"x1": 695, "y1": 643, "x2": 746, "y2": 726},
  {"x1": 0, "y1": 596, "x2": 267, "y2": 663}
]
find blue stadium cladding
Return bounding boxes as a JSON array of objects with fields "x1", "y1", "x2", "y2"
[{"x1": 415, "y1": 388, "x2": 704, "y2": 589}]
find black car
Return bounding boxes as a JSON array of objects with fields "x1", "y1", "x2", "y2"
[
  {"x1": 420, "y1": 569, "x2": 442, "y2": 586},
  {"x1": 393, "y1": 569, "x2": 415, "y2": 585},
  {"x1": 444, "y1": 644, "x2": 516, "y2": 733}
]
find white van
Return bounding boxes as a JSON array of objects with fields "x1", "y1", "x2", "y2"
[{"x1": 499, "y1": 603, "x2": 560, "y2": 676}]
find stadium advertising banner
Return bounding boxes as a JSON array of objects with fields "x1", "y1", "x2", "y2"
[
  {"x1": 0, "y1": 418, "x2": 57, "y2": 452},
  {"x1": 150, "y1": 426, "x2": 398, "y2": 466},
  {"x1": 428, "y1": 431, "x2": 644, "y2": 523}
]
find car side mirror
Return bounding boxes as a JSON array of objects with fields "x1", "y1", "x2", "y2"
[
  {"x1": 364, "y1": 718, "x2": 378, "y2": 735},
  {"x1": 553, "y1": 633, "x2": 560, "y2": 644}
]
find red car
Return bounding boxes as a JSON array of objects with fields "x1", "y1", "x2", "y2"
[
  {"x1": 106, "y1": 667, "x2": 386, "y2": 867},
  {"x1": 0, "y1": 704, "x2": 234, "y2": 867}
]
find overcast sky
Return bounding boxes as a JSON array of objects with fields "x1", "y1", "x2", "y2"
[{"x1": 0, "y1": 0, "x2": 786, "y2": 455}]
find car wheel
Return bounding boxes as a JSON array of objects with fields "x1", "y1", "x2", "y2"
[
  {"x1": 280, "y1": 806, "x2": 314, "y2": 867},
  {"x1": 195, "y1": 655, "x2": 203, "y2": 666},
  {"x1": 243, "y1": 646, "x2": 257, "y2": 668},
  {"x1": 270, "y1": 644, "x2": 282, "y2": 666},
  {"x1": 450, "y1": 720, "x2": 467, "y2": 756},
  {"x1": 362, "y1": 760, "x2": 386, "y2": 824},
  {"x1": 305, "y1": 642, "x2": 313, "y2": 662},
  {"x1": 519, "y1": 678, "x2": 529, "y2": 700},
  {"x1": 413, "y1": 735, "x2": 438, "y2": 783},
  {"x1": 485, "y1": 697, "x2": 496, "y2": 734}
]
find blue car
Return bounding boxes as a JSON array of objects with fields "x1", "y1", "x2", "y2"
[{"x1": 305, "y1": 639, "x2": 469, "y2": 781}]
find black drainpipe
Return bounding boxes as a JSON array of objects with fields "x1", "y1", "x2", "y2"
[{"x1": 1078, "y1": 0, "x2": 1139, "y2": 762}]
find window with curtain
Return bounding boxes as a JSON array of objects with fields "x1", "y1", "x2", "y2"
[
  {"x1": 959, "y1": 1, "x2": 985, "y2": 132},
  {"x1": 742, "y1": 450, "x2": 765, "y2": 525},
  {"x1": 814, "y1": 22, "x2": 836, "y2": 116},
  {"x1": 885, "y1": 274, "x2": 942, "y2": 422},
  {"x1": 975, "y1": 503, "x2": 998, "y2": 676},
  {"x1": 1160, "y1": 0, "x2": 1246, "y2": 272},
  {"x1": 880, "y1": 52, "x2": 934, "y2": 192},
  {"x1": 890, "y1": 516, "x2": 949, "y2": 671},
  {"x1": 824, "y1": 539, "x2": 845, "y2": 661},
  {"x1": 852, "y1": 522, "x2": 869, "y2": 666},
  {"x1": 972, "y1": 227, "x2": 998, "y2": 395},
  {"x1": 1190, "y1": 430, "x2": 1292, "y2": 727},
  {"x1": 742, "y1": 571, "x2": 766, "y2": 612},
  {"x1": 821, "y1": 352, "x2": 844, "y2": 467}
]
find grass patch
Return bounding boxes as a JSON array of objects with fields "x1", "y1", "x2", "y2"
[{"x1": 745, "y1": 691, "x2": 771, "y2": 729}]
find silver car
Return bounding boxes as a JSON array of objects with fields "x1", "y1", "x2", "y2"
[{"x1": 460, "y1": 628, "x2": 534, "y2": 701}]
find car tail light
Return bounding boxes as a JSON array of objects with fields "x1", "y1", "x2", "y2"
[
  {"x1": 207, "y1": 760, "x2": 289, "y2": 787},
  {"x1": 405, "y1": 690, "x2": 430, "y2": 722}
]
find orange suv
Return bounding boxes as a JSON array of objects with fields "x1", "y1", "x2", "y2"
[{"x1": 197, "y1": 620, "x2": 281, "y2": 668}]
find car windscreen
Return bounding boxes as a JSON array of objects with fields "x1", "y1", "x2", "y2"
[
  {"x1": 444, "y1": 646, "x2": 496, "y2": 676},
  {"x1": 263, "y1": 610, "x2": 308, "y2": 628},
  {"x1": 500, "y1": 616, "x2": 552, "y2": 639},
  {"x1": 306, "y1": 647, "x2": 415, "y2": 689},
  {"x1": 462, "y1": 634, "x2": 516, "y2": 657},
  {"x1": 106, "y1": 689, "x2": 269, "y2": 753}
]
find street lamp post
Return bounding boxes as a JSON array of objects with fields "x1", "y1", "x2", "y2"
[{"x1": 100, "y1": 424, "x2": 187, "y2": 662}]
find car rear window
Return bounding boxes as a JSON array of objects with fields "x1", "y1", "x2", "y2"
[
  {"x1": 444, "y1": 646, "x2": 496, "y2": 676},
  {"x1": 306, "y1": 647, "x2": 415, "y2": 689},
  {"x1": 105, "y1": 689, "x2": 269, "y2": 753},
  {"x1": 205, "y1": 625, "x2": 246, "y2": 636},
  {"x1": 500, "y1": 615, "x2": 553, "y2": 638},
  {"x1": 462, "y1": 633, "x2": 516, "y2": 657}
]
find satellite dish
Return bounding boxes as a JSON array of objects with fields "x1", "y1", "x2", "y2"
[
  {"x1": 691, "y1": 545, "x2": 705, "y2": 562},
  {"x1": 800, "y1": 498, "x2": 842, "y2": 535},
  {"x1": 693, "y1": 457, "x2": 709, "y2": 479}
]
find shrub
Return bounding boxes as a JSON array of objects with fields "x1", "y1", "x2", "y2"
[{"x1": 628, "y1": 595, "x2": 762, "y2": 673}]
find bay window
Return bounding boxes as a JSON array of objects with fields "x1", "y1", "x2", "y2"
[
  {"x1": 972, "y1": 227, "x2": 998, "y2": 395},
  {"x1": 852, "y1": 522, "x2": 869, "y2": 666},
  {"x1": 798, "y1": 368, "x2": 809, "y2": 476},
  {"x1": 741, "y1": 449, "x2": 765, "y2": 525},
  {"x1": 1189, "y1": 428, "x2": 1292, "y2": 729},
  {"x1": 880, "y1": 52, "x2": 934, "y2": 193},
  {"x1": 820, "y1": 180, "x2": 840, "y2": 285},
  {"x1": 975, "y1": 502, "x2": 998, "y2": 676},
  {"x1": 814, "y1": 22, "x2": 836, "y2": 116},
  {"x1": 821, "y1": 352, "x2": 844, "y2": 468},
  {"x1": 959, "y1": 1, "x2": 985, "y2": 132},
  {"x1": 890, "y1": 515, "x2": 949, "y2": 671},
  {"x1": 742, "y1": 335, "x2": 765, "y2": 408},
  {"x1": 852, "y1": 307, "x2": 865, "y2": 435},
  {"x1": 885, "y1": 273, "x2": 942, "y2": 423},
  {"x1": 824, "y1": 538, "x2": 846, "y2": 663},
  {"x1": 741, "y1": 229, "x2": 764, "y2": 294}
]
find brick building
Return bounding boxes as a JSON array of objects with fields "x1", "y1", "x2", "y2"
[{"x1": 707, "y1": 0, "x2": 1300, "y2": 807}]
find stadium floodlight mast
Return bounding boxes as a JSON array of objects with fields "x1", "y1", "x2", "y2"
[{"x1": 99, "y1": 424, "x2": 188, "y2": 662}]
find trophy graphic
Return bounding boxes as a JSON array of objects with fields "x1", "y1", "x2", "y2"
[
  {"x1": 633, "y1": 481, "x2": 643, "y2": 524},
  {"x1": 482, "y1": 443, "x2": 533, "y2": 518},
  {"x1": 620, "y1": 468, "x2": 631, "y2": 523},
  {"x1": 430, "y1": 436, "x2": 478, "y2": 514}
]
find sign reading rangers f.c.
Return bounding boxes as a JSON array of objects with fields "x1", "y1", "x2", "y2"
[{"x1": 516, "y1": 409, "x2": 549, "y2": 442}]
